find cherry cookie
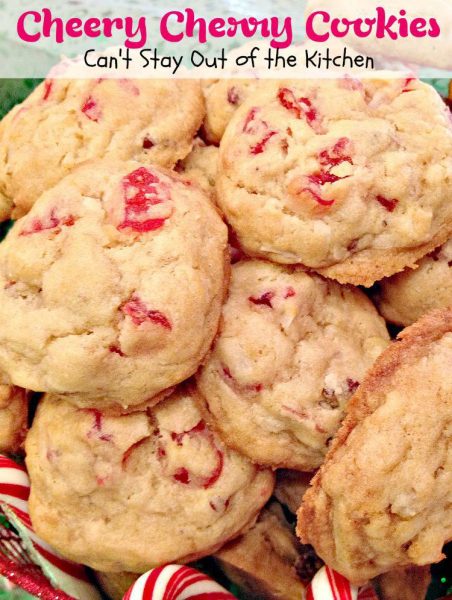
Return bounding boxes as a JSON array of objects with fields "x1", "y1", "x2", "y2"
[
  {"x1": 217, "y1": 78, "x2": 452, "y2": 286},
  {"x1": 196, "y1": 260, "x2": 389, "y2": 470},
  {"x1": 0, "y1": 160, "x2": 228, "y2": 410},
  {"x1": 374, "y1": 238, "x2": 452, "y2": 326},
  {"x1": 213, "y1": 502, "x2": 307, "y2": 600},
  {"x1": 298, "y1": 308, "x2": 452, "y2": 583},
  {"x1": 0, "y1": 79, "x2": 205, "y2": 220},
  {"x1": 25, "y1": 388, "x2": 274, "y2": 572}
]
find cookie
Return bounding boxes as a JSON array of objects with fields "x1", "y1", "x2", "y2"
[
  {"x1": 0, "y1": 79, "x2": 205, "y2": 220},
  {"x1": 376, "y1": 566, "x2": 431, "y2": 600},
  {"x1": 297, "y1": 308, "x2": 452, "y2": 583},
  {"x1": 0, "y1": 160, "x2": 228, "y2": 410},
  {"x1": 202, "y1": 79, "x2": 263, "y2": 144},
  {"x1": 25, "y1": 388, "x2": 274, "y2": 572},
  {"x1": 196, "y1": 260, "x2": 389, "y2": 470},
  {"x1": 374, "y1": 239, "x2": 452, "y2": 326},
  {"x1": 95, "y1": 571, "x2": 137, "y2": 600},
  {"x1": 213, "y1": 501, "x2": 307, "y2": 600},
  {"x1": 274, "y1": 470, "x2": 312, "y2": 515},
  {"x1": 0, "y1": 381, "x2": 28, "y2": 453},
  {"x1": 178, "y1": 139, "x2": 219, "y2": 195},
  {"x1": 217, "y1": 78, "x2": 452, "y2": 286}
]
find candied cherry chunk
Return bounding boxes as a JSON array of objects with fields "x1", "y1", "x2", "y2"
[
  {"x1": 319, "y1": 138, "x2": 353, "y2": 168},
  {"x1": 227, "y1": 86, "x2": 240, "y2": 105},
  {"x1": 121, "y1": 294, "x2": 172, "y2": 330},
  {"x1": 142, "y1": 136, "x2": 154, "y2": 149},
  {"x1": 20, "y1": 209, "x2": 75, "y2": 237},
  {"x1": 82, "y1": 409, "x2": 113, "y2": 443},
  {"x1": 278, "y1": 88, "x2": 320, "y2": 129},
  {"x1": 118, "y1": 167, "x2": 172, "y2": 233},
  {"x1": 300, "y1": 138, "x2": 353, "y2": 208},
  {"x1": 243, "y1": 108, "x2": 277, "y2": 154},
  {"x1": 162, "y1": 420, "x2": 224, "y2": 489},
  {"x1": 376, "y1": 195, "x2": 398, "y2": 212},
  {"x1": 42, "y1": 80, "x2": 53, "y2": 101},
  {"x1": 250, "y1": 131, "x2": 277, "y2": 155},
  {"x1": 81, "y1": 96, "x2": 102, "y2": 122},
  {"x1": 248, "y1": 291, "x2": 275, "y2": 308}
]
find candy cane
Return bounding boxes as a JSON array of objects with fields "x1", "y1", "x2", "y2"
[
  {"x1": 0, "y1": 455, "x2": 100, "y2": 599},
  {"x1": 306, "y1": 566, "x2": 378, "y2": 600},
  {"x1": 123, "y1": 565, "x2": 235, "y2": 600}
]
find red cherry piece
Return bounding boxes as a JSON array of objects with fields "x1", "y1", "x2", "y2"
[
  {"x1": 278, "y1": 88, "x2": 321, "y2": 130},
  {"x1": 118, "y1": 167, "x2": 173, "y2": 233},
  {"x1": 301, "y1": 174, "x2": 338, "y2": 207},
  {"x1": 173, "y1": 468, "x2": 190, "y2": 485},
  {"x1": 121, "y1": 295, "x2": 172, "y2": 330},
  {"x1": 221, "y1": 365, "x2": 263, "y2": 395},
  {"x1": 81, "y1": 96, "x2": 102, "y2": 122},
  {"x1": 284, "y1": 287, "x2": 296, "y2": 298},
  {"x1": 82, "y1": 409, "x2": 113, "y2": 443},
  {"x1": 319, "y1": 138, "x2": 353, "y2": 168},
  {"x1": 250, "y1": 130, "x2": 277, "y2": 155},
  {"x1": 248, "y1": 291, "x2": 275, "y2": 308},
  {"x1": 109, "y1": 345, "x2": 125, "y2": 357},
  {"x1": 401, "y1": 77, "x2": 416, "y2": 93},
  {"x1": 242, "y1": 107, "x2": 260, "y2": 133},
  {"x1": 242, "y1": 107, "x2": 278, "y2": 154},
  {"x1": 142, "y1": 136, "x2": 154, "y2": 149},
  {"x1": 227, "y1": 86, "x2": 240, "y2": 105},
  {"x1": 376, "y1": 195, "x2": 398, "y2": 212},
  {"x1": 346, "y1": 378, "x2": 360, "y2": 393},
  {"x1": 163, "y1": 420, "x2": 224, "y2": 489},
  {"x1": 171, "y1": 421, "x2": 206, "y2": 446},
  {"x1": 210, "y1": 496, "x2": 231, "y2": 512},
  {"x1": 19, "y1": 209, "x2": 76, "y2": 236},
  {"x1": 42, "y1": 80, "x2": 53, "y2": 101}
]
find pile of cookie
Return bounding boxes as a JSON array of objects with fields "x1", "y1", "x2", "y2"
[{"x1": 0, "y1": 76, "x2": 450, "y2": 600}]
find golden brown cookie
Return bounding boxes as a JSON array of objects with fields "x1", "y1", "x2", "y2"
[
  {"x1": 0, "y1": 160, "x2": 228, "y2": 410},
  {"x1": 298, "y1": 308, "x2": 452, "y2": 583},
  {"x1": 26, "y1": 388, "x2": 274, "y2": 572},
  {"x1": 0, "y1": 79, "x2": 205, "y2": 220},
  {"x1": 374, "y1": 239, "x2": 452, "y2": 326},
  {"x1": 197, "y1": 259, "x2": 389, "y2": 470},
  {"x1": 213, "y1": 502, "x2": 307, "y2": 600},
  {"x1": 217, "y1": 78, "x2": 452, "y2": 286},
  {"x1": 274, "y1": 470, "x2": 313, "y2": 515},
  {"x1": 376, "y1": 565, "x2": 431, "y2": 600}
]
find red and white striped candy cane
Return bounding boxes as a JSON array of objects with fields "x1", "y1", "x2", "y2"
[
  {"x1": 123, "y1": 565, "x2": 235, "y2": 600},
  {"x1": 0, "y1": 455, "x2": 100, "y2": 599},
  {"x1": 306, "y1": 566, "x2": 378, "y2": 600}
]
